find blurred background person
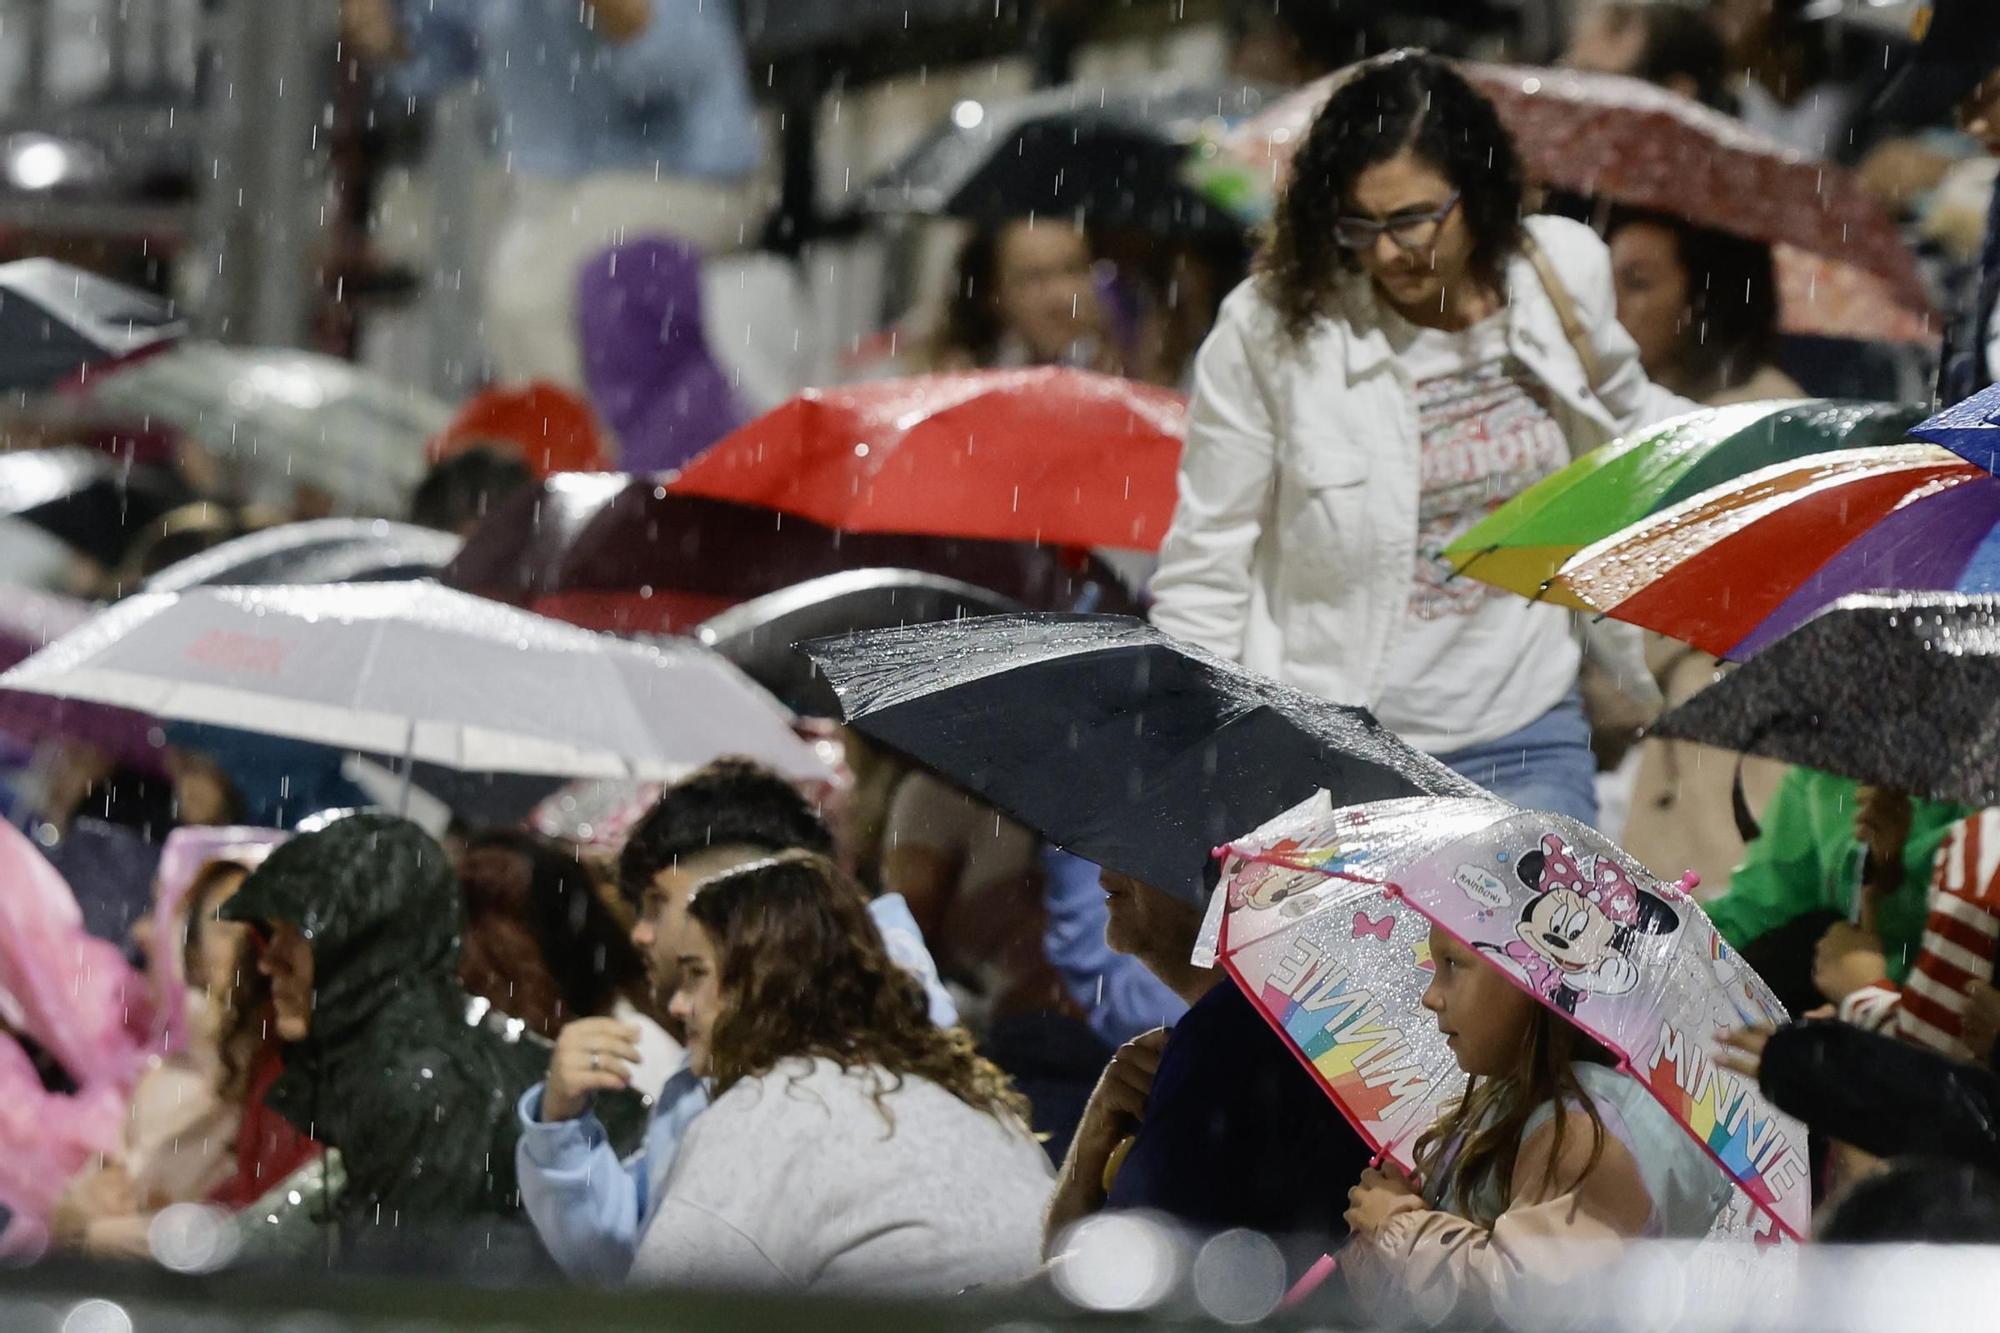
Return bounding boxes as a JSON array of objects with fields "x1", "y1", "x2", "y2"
[
  {"x1": 456, "y1": 829, "x2": 653, "y2": 1046},
  {"x1": 1563, "y1": 1, "x2": 1735, "y2": 110},
  {"x1": 340, "y1": 0, "x2": 761, "y2": 389},
  {"x1": 924, "y1": 219, "x2": 1126, "y2": 376},
  {"x1": 1604, "y1": 207, "x2": 1801, "y2": 404}
]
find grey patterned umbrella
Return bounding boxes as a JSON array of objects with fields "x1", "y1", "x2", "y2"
[{"x1": 1652, "y1": 592, "x2": 2000, "y2": 806}]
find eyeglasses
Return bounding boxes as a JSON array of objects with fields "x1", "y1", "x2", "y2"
[{"x1": 1333, "y1": 192, "x2": 1461, "y2": 252}]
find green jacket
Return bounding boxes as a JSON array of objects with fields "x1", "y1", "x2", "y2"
[
  {"x1": 222, "y1": 815, "x2": 549, "y2": 1266},
  {"x1": 1703, "y1": 767, "x2": 1972, "y2": 982}
]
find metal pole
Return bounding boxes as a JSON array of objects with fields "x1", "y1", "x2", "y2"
[
  {"x1": 243, "y1": 0, "x2": 326, "y2": 347},
  {"x1": 191, "y1": 0, "x2": 329, "y2": 347},
  {"x1": 426, "y1": 86, "x2": 486, "y2": 396},
  {"x1": 19, "y1": 0, "x2": 54, "y2": 109}
]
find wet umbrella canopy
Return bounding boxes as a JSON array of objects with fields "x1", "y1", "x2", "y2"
[
  {"x1": 1446, "y1": 399, "x2": 1923, "y2": 608},
  {"x1": 863, "y1": 81, "x2": 1266, "y2": 238},
  {"x1": 444, "y1": 473, "x2": 1140, "y2": 637},
  {"x1": 802, "y1": 614, "x2": 1479, "y2": 901},
  {"x1": 140, "y1": 518, "x2": 461, "y2": 594},
  {"x1": 1652, "y1": 593, "x2": 2000, "y2": 808},
  {"x1": 0, "y1": 447, "x2": 190, "y2": 570},
  {"x1": 0, "y1": 257, "x2": 183, "y2": 392}
]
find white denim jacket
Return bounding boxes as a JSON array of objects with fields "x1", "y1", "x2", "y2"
[{"x1": 1150, "y1": 215, "x2": 1687, "y2": 721}]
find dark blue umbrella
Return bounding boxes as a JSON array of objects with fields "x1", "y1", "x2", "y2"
[
  {"x1": 800, "y1": 613, "x2": 1479, "y2": 903},
  {"x1": 1913, "y1": 382, "x2": 2000, "y2": 473}
]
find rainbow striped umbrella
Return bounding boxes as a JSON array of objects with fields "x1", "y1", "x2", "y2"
[
  {"x1": 1443, "y1": 398, "x2": 1920, "y2": 607},
  {"x1": 1210, "y1": 792, "x2": 1809, "y2": 1244}
]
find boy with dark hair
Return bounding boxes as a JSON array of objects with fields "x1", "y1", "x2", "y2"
[{"x1": 516, "y1": 758, "x2": 952, "y2": 1284}]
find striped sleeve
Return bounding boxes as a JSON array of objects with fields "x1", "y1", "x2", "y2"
[{"x1": 1888, "y1": 812, "x2": 2000, "y2": 1060}]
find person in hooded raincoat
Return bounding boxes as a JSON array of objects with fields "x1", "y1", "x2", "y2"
[{"x1": 220, "y1": 813, "x2": 550, "y2": 1273}]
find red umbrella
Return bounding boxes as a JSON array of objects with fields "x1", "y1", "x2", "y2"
[
  {"x1": 667, "y1": 368, "x2": 1187, "y2": 552},
  {"x1": 443, "y1": 472, "x2": 1143, "y2": 638},
  {"x1": 1222, "y1": 62, "x2": 1934, "y2": 340}
]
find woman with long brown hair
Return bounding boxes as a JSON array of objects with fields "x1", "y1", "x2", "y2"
[
  {"x1": 1150, "y1": 51, "x2": 1687, "y2": 827},
  {"x1": 629, "y1": 852, "x2": 1052, "y2": 1293}
]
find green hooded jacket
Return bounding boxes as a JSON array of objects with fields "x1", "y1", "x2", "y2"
[
  {"x1": 222, "y1": 814, "x2": 549, "y2": 1262},
  {"x1": 1702, "y1": 767, "x2": 1973, "y2": 983}
]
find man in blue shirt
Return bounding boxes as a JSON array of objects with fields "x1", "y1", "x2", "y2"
[
  {"x1": 342, "y1": 0, "x2": 763, "y2": 387},
  {"x1": 1041, "y1": 846, "x2": 1187, "y2": 1047},
  {"x1": 513, "y1": 760, "x2": 954, "y2": 1284}
]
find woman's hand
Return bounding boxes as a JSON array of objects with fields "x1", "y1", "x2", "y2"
[
  {"x1": 1343, "y1": 1160, "x2": 1425, "y2": 1236},
  {"x1": 1813, "y1": 921, "x2": 1888, "y2": 1004},
  {"x1": 1713, "y1": 1023, "x2": 1776, "y2": 1082},
  {"x1": 541, "y1": 1017, "x2": 643, "y2": 1122},
  {"x1": 1044, "y1": 1028, "x2": 1169, "y2": 1252}
]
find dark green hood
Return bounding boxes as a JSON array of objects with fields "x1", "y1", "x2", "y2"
[
  {"x1": 222, "y1": 812, "x2": 463, "y2": 1046},
  {"x1": 221, "y1": 813, "x2": 548, "y2": 1258}
]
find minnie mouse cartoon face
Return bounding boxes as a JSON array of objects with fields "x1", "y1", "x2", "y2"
[{"x1": 1496, "y1": 834, "x2": 1680, "y2": 1015}]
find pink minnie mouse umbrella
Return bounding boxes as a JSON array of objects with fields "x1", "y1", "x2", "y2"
[{"x1": 1205, "y1": 792, "x2": 1809, "y2": 1244}]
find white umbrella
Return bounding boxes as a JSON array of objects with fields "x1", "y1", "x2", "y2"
[
  {"x1": 0, "y1": 582, "x2": 829, "y2": 783},
  {"x1": 82, "y1": 343, "x2": 448, "y2": 516}
]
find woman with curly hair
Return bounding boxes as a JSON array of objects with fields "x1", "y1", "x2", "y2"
[
  {"x1": 1150, "y1": 51, "x2": 1688, "y2": 826},
  {"x1": 629, "y1": 852, "x2": 1052, "y2": 1293}
]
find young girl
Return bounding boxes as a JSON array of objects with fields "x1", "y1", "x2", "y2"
[
  {"x1": 1341, "y1": 929, "x2": 1732, "y2": 1321},
  {"x1": 631, "y1": 852, "x2": 1054, "y2": 1293}
]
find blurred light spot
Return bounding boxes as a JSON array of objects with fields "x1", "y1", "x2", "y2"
[
  {"x1": 854, "y1": 442, "x2": 871, "y2": 458},
  {"x1": 1522, "y1": 76, "x2": 1544, "y2": 94},
  {"x1": 8, "y1": 139, "x2": 69, "y2": 190},
  {"x1": 61, "y1": 1300, "x2": 131, "y2": 1333},
  {"x1": 1051, "y1": 1213, "x2": 1182, "y2": 1312},
  {"x1": 149, "y1": 1202, "x2": 240, "y2": 1274},
  {"x1": 952, "y1": 100, "x2": 986, "y2": 130},
  {"x1": 1191, "y1": 1229, "x2": 1287, "y2": 1325}
]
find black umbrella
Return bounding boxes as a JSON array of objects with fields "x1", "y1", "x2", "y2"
[
  {"x1": 1, "y1": 446, "x2": 189, "y2": 568},
  {"x1": 695, "y1": 568, "x2": 1024, "y2": 715},
  {"x1": 863, "y1": 81, "x2": 1268, "y2": 238},
  {"x1": 0, "y1": 258, "x2": 182, "y2": 392},
  {"x1": 800, "y1": 614, "x2": 1480, "y2": 902},
  {"x1": 142, "y1": 517, "x2": 462, "y2": 594},
  {"x1": 1653, "y1": 592, "x2": 2000, "y2": 807}
]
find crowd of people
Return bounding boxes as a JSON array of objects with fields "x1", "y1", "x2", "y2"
[{"x1": 9, "y1": 0, "x2": 2000, "y2": 1323}]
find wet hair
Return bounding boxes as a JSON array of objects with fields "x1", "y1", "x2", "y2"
[
  {"x1": 180, "y1": 859, "x2": 252, "y2": 990},
  {"x1": 1606, "y1": 207, "x2": 1782, "y2": 398},
  {"x1": 1594, "y1": 2, "x2": 1733, "y2": 111},
  {"x1": 1819, "y1": 1159, "x2": 2000, "y2": 1244},
  {"x1": 184, "y1": 861, "x2": 271, "y2": 1108},
  {"x1": 687, "y1": 851, "x2": 1029, "y2": 1126},
  {"x1": 458, "y1": 829, "x2": 644, "y2": 1037},
  {"x1": 934, "y1": 224, "x2": 1010, "y2": 369},
  {"x1": 616, "y1": 758, "x2": 834, "y2": 908},
  {"x1": 1412, "y1": 1006, "x2": 1617, "y2": 1226},
  {"x1": 409, "y1": 446, "x2": 533, "y2": 534},
  {"x1": 1259, "y1": 51, "x2": 1526, "y2": 343}
]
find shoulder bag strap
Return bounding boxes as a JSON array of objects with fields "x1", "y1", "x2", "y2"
[{"x1": 1520, "y1": 231, "x2": 1606, "y2": 395}]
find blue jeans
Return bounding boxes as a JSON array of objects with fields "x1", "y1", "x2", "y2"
[{"x1": 1433, "y1": 689, "x2": 1599, "y2": 829}]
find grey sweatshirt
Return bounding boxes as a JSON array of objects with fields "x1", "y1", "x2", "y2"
[{"x1": 628, "y1": 1056, "x2": 1053, "y2": 1294}]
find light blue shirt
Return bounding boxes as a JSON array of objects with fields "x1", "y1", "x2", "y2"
[
  {"x1": 515, "y1": 894, "x2": 957, "y2": 1283},
  {"x1": 387, "y1": 0, "x2": 759, "y2": 182},
  {"x1": 1042, "y1": 847, "x2": 1187, "y2": 1048}
]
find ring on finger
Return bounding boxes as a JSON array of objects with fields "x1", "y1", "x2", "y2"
[{"x1": 589, "y1": 1051, "x2": 600, "y2": 1071}]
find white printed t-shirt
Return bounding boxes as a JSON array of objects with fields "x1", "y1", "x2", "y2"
[{"x1": 1372, "y1": 309, "x2": 1580, "y2": 752}]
